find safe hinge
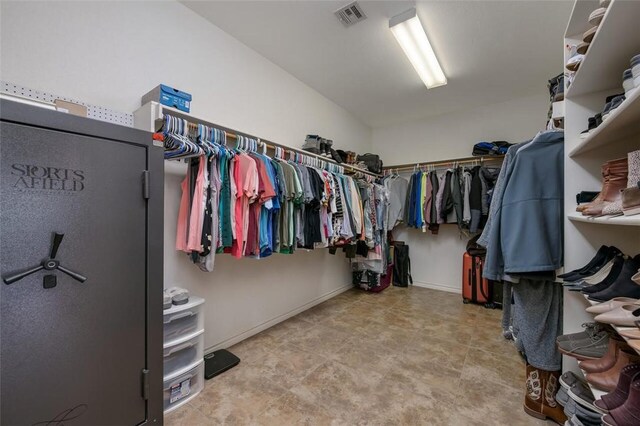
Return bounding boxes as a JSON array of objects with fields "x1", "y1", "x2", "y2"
[
  {"x1": 141, "y1": 369, "x2": 149, "y2": 400},
  {"x1": 142, "y1": 170, "x2": 150, "y2": 199}
]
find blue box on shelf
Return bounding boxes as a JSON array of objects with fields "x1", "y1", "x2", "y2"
[{"x1": 142, "y1": 84, "x2": 192, "y2": 113}]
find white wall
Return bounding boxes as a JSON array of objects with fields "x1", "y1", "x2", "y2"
[
  {"x1": 0, "y1": 0, "x2": 371, "y2": 351},
  {"x1": 373, "y1": 93, "x2": 550, "y2": 292}
]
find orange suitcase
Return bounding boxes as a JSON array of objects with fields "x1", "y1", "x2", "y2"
[{"x1": 462, "y1": 252, "x2": 489, "y2": 304}]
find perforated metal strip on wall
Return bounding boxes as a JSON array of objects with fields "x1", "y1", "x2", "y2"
[{"x1": 1, "y1": 81, "x2": 134, "y2": 127}]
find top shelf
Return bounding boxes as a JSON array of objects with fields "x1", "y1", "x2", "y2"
[
  {"x1": 565, "y1": 0, "x2": 640, "y2": 99},
  {"x1": 565, "y1": 0, "x2": 600, "y2": 40},
  {"x1": 134, "y1": 102, "x2": 379, "y2": 177}
]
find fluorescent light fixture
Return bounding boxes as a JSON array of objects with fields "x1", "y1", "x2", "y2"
[{"x1": 390, "y1": 8, "x2": 447, "y2": 88}]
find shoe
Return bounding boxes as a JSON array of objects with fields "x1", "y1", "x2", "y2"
[
  {"x1": 622, "y1": 186, "x2": 640, "y2": 216},
  {"x1": 595, "y1": 304, "x2": 640, "y2": 327},
  {"x1": 619, "y1": 149, "x2": 640, "y2": 216},
  {"x1": 586, "y1": 350, "x2": 640, "y2": 392},
  {"x1": 577, "y1": 41, "x2": 590, "y2": 55},
  {"x1": 583, "y1": 158, "x2": 628, "y2": 216},
  {"x1": 623, "y1": 69, "x2": 635, "y2": 96},
  {"x1": 557, "y1": 385, "x2": 570, "y2": 406},
  {"x1": 603, "y1": 375, "x2": 640, "y2": 426},
  {"x1": 579, "y1": 117, "x2": 597, "y2": 138},
  {"x1": 577, "y1": 163, "x2": 608, "y2": 213},
  {"x1": 602, "y1": 95, "x2": 626, "y2": 121},
  {"x1": 588, "y1": 7, "x2": 607, "y2": 26},
  {"x1": 549, "y1": 73, "x2": 563, "y2": 100},
  {"x1": 567, "y1": 414, "x2": 586, "y2": 426},
  {"x1": 557, "y1": 328, "x2": 609, "y2": 360},
  {"x1": 594, "y1": 364, "x2": 640, "y2": 413},
  {"x1": 603, "y1": 149, "x2": 639, "y2": 216},
  {"x1": 557, "y1": 323, "x2": 609, "y2": 343},
  {"x1": 560, "y1": 245, "x2": 617, "y2": 280},
  {"x1": 560, "y1": 371, "x2": 587, "y2": 391},
  {"x1": 619, "y1": 326, "x2": 640, "y2": 340},
  {"x1": 554, "y1": 76, "x2": 565, "y2": 101},
  {"x1": 632, "y1": 54, "x2": 640, "y2": 80},
  {"x1": 568, "y1": 380, "x2": 598, "y2": 412},
  {"x1": 163, "y1": 291, "x2": 172, "y2": 310},
  {"x1": 634, "y1": 269, "x2": 640, "y2": 285},
  {"x1": 563, "y1": 397, "x2": 603, "y2": 425},
  {"x1": 582, "y1": 255, "x2": 625, "y2": 296},
  {"x1": 524, "y1": 364, "x2": 568, "y2": 424},
  {"x1": 166, "y1": 286, "x2": 189, "y2": 305},
  {"x1": 580, "y1": 338, "x2": 624, "y2": 374},
  {"x1": 566, "y1": 54, "x2": 585, "y2": 72},
  {"x1": 578, "y1": 258, "x2": 618, "y2": 288},
  {"x1": 587, "y1": 297, "x2": 640, "y2": 314},
  {"x1": 589, "y1": 255, "x2": 640, "y2": 302},
  {"x1": 600, "y1": 0, "x2": 611, "y2": 7},
  {"x1": 583, "y1": 26, "x2": 598, "y2": 43}
]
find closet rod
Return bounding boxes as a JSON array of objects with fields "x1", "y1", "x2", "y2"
[
  {"x1": 382, "y1": 155, "x2": 504, "y2": 172},
  {"x1": 155, "y1": 104, "x2": 380, "y2": 177}
]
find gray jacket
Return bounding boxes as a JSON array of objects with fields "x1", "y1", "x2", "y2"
[{"x1": 483, "y1": 130, "x2": 564, "y2": 279}]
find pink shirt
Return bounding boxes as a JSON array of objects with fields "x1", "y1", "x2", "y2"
[
  {"x1": 231, "y1": 154, "x2": 258, "y2": 258},
  {"x1": 187, "y1": 156, "x2": 206, "y2": 252}
]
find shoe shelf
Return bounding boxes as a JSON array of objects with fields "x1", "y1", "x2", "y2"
[
  {"x1": 565, "y1": 0, "x2": 640, "y2": 99},
  {"x1": 569, "y1": 88, "x2": 640, "y2": 156},
  {"x1": 568, "y1": 211, "x2": 640, "y2": 226}
]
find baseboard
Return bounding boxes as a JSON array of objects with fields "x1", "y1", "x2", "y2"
[
  {"x1": 205, "y1": 284, "x2": 353, "y2": 353},
  {"x1": 412, "y1": 280, "x2": 460, "y2": 294}
]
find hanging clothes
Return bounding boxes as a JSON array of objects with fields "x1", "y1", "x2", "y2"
[
  {"x1": 479, "y1": 129, "x2": 564, "y2": 372},
  {"x1": 383, "y1": 174, "x2": 409, "y2": 229}
]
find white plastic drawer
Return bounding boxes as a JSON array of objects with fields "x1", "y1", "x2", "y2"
[
  {"x1": 163, "y1": 330, "x2": 204, "y2": 380},
  {"x1": 163, "y1": 361, "x2": 204, "y2": 413},
  {"x1": 163, "y1": 297, "x2": 204, "y2": 344}
]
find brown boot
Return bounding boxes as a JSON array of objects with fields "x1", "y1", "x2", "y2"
[
  {"x1": 580, "y1": 338, "x2": 619, "y2": 373},
  {"x1": 579, "y1": 335, "x2": 632, "y2": 374},
  {"x1": 584, "y1": 157, "x2": 628, "y2": 216},
  {"x1": 586, "y1": 350, "x2": 640, "y2": 392},
  {"x1": 523, "y1": 364, "x2": 567, "y2": 424}
]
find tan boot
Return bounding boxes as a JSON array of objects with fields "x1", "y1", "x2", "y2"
[
  {"x1": 603, "y1": 149, "x2": 640, "y2": 216},
  {"x1": 523, "y1": 364, "x2": 568, "y2": 425},
  {"x1": 577, "y1": 162, "x2": 607, "y2": 212},
  {"x1": 583, "y1": 157, "x2": 628, "y2": 216}
]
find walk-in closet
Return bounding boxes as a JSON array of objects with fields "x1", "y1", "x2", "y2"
[{"x1": 1, "y1": 1, "x2": 640, "y2": 425}]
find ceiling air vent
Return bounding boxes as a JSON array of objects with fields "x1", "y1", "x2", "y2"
[{"x1": 335, "y1": 1, "x2": 367, "y2": 27}]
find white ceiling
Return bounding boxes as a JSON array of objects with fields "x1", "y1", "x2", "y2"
[{"x1": 181, "y1": 0, "x2": 573, "y2": 128}]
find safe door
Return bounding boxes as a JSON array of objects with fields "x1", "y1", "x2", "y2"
[{"x1": 0, "y1": 106, "x2": 159, "y2": 425}]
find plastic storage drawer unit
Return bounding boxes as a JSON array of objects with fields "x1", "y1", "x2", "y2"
[
  {"x1": 163, "y1": 296, "x2": 204, "y2": 344},
  {"x1": 163, "y1": 360, "x2": 204, "y2": 413},
  {"x1": 163, "y1": 330, "x2": 204, "y2": 379}
]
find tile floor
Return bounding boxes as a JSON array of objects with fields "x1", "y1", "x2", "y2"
[{"x1": 165, "y1": 286, "x2": 545, "y2": 425}]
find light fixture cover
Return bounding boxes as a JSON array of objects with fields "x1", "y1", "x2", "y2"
[{"x1": 390, "y1": 8, "x2": 447, "y2": 88}]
